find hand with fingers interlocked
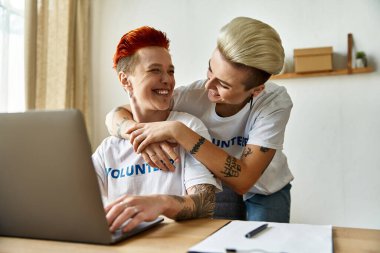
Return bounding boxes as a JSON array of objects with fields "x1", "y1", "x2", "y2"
[
  {"x1": 140, "y1": 142, "x2": 179, "y2": 171},
  {"x1": 127, "y1": 121, "x2": 180, "y2": 154}
]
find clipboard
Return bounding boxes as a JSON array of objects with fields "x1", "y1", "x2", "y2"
[{"x1": 188, "y1": 221, "x2": 332, "y2": 253}]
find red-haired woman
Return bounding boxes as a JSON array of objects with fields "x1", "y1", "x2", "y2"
[{"x1": 92, "y1": 26, "x2": 221, "y2": 233}]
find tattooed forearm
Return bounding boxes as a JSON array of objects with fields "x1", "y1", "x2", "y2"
[
  {"x1": 169, "y1": 195, "x2": 186, "y2": 204},
  {"x1": 116, "y1": 117, "x2": 128, "y2": 138},
  {"x1": 221, "y1": 155, "x2": 241, "y2": 177},
  {"x1": 172, "y1": 184, "x2": 216, "y2": 220},
  {"x1": 189, "y1": 184, "x2": 216, "y2": 218},
  {"x1": 242, "y1": 147, "x2": 253, "y2": 157},
  {"x1": 260, "y1": 146, "x2": 269, "y2": 152},
  {"x1": 189, "y1": 136, "x2": 206, "y2": 155},
  {"x1": 168, "y1": 195, "x2": 192, "y2": 220}
]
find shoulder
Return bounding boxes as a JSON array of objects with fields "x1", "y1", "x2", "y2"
[
  {"x1": 262, "y1": 82, "x2": 293, "y2": 107},
  {"x1": 168, "y1": 111, "x2": 210, "y2": 140},
  {"x1": 252, "y1": 82, "x2": 293, "y2": 114},
  {"x1": 174, "y1": 79, "x2": 207, "y2": 97},
  {"x1": 95, "y1": 136, "x2": 131, "y2": 153},
  {"x1": 168, "y1": 111, "x2": 206, "y2": 129},
  {"x1": 172, "y1": 80, "x2": 211, "y2": 116},
  {"x1": 176, "y1": 79, "x2": 207, "y2": 91},
  {"x1": 100, "y1": 135, "x2": 126, "y2": 146}
]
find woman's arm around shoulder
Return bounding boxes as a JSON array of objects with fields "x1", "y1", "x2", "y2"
[
  {"x1": 105, "y1": 105, "x2": 178, "y2": 170},
  {"x1": 129, "y1": 121, "x2": 275, "y2": 195},
  {"x1": 105, "y1": 105, "x2": 134, "y2": 138}
]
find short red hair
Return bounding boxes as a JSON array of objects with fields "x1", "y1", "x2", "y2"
[{"x1": 113, "y1": 26, "x2": 170, "y2": 69}]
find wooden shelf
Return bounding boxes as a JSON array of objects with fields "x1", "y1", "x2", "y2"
[{"x1": 271, "y1": 67, "x2": 374, "y2": 80}]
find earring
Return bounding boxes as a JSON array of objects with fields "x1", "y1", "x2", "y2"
[{"x1": 249, "y1": 94, "x2": 253, "y2": 110}]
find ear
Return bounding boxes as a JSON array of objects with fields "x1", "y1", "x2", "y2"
[
  {"x1": 118, "y1": 71, "x2": 133, "y2": 93},
  {"x1": 252, "y1": 84, "x2": 265, "y2": 97}
]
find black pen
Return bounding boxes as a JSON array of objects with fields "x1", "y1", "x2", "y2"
[{"x1": 245, "y1": 223, "x2": 268, "y2": 238}]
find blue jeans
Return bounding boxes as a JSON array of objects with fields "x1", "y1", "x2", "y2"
[
  {"x1": 214, "y1": 183, "x2": 246, "y2": 220},
  {"x1": 245, "y1": 183, "x2": 292, "y2": 223}
]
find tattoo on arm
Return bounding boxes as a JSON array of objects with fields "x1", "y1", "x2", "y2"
[
  {"x1": 242, "y1": 147, "x2": 253, "y2": 157},
  {"x1": 189, "y1": 184, "x2": 216, "y2": 218},
  {"x1": 260, "y1": 146, "x2": 269, "y2": 152},
  {"x1": 189, "y1": 136, "x2": 206, "y2": 155},
  {"x1": 116, "y1": 117, "x2": 128, "y2": 138},
  {"x1": 169, "y1": 195, "x2": 186, "y2": 204},
  {"x1": 221, "y1": 155, "x2": 241, "y2": 177},
  {"x1": 172, "y1": 184, "x2": 216, "y2": 220}
]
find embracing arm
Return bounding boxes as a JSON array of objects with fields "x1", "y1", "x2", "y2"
[
  {"x1": 105, "y1": 106, "x2": 133, "y2": 139},
  {"x1": 105, "y1": 184, "x2": 216, "y2": 232},
  {"x1": 105, "y1": 106, "x2": 178, "y2": 170},
  {"x1": 129, "y1": 121, "x2": 275, "y2": 195}
]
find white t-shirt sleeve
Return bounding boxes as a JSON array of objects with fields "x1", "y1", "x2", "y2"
[
  {"x1": 247, "y1": 85, "x2": 293, "y2": 150},
  {"x1": 183, "y1": 151, "x2": 222, "y2": 192},
  {"x1": 171, "y1": 112, "x2": 222, "y2": 192},
  {"x1": 91, "y1": 142, "x2": 108, "y2": 200},
  {"x1": 248, "y1": 106, "x2": 292, "y2": 150}
]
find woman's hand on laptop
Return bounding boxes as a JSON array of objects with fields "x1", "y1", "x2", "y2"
[
  {"x1": 105, "y1": 195, "x2": 166, "y2": 233},
  {"x1": 105, "y1": 187, "x2": 216, "y2": 233}
]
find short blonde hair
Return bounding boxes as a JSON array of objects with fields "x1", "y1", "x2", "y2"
[{"x1": 217, "y1": 17, "x2": 284, "y2": 78}]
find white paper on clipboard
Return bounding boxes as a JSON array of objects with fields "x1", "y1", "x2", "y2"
[{"x1": 188, "y1": 220, "x2": 332, "y2": 253}]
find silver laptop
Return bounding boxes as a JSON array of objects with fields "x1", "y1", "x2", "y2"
[{"x1": 0, "y1": 109, "x2": 163, "y2": 244}]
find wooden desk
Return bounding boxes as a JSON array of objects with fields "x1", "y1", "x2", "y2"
[{"x1": 0, "y1": 219, "x2": 379, "y2": 253}]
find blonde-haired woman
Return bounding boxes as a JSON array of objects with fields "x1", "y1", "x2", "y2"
[{"x1": 106, "y1": 17, "x2": 294, "y2": 222}]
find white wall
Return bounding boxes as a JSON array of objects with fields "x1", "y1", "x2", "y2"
[{"x1": 91, "y1": 0, "x2": 380, "y2": 229}]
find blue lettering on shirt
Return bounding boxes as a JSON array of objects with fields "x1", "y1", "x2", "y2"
[
  {"x1": 106, "y1": 159, "x2": 174, "y2": 179},
  {"x1": 212, "y1": 136, "x2": 248, "y2": 148},
  {"x1": 136, "y1": 164, "x2": 145, "y2": 175},
  {"x1": 111, "y1": 169, "x2": 119, "y2": 178},
  {"x1": 126, "y1": 166, "x2": 134, "y2": 176}
]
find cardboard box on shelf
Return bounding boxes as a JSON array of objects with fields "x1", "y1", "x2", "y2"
[{"x1": 294, "y1": 47, "x2": 333, "y2": 73}]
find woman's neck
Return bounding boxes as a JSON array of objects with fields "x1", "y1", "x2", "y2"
[
  {"x1": 131, "y1": 105, "x2": 170, "y2": 123},
  {"x1": 215, "y1": 97, "x2": 251, "y2": 117}
]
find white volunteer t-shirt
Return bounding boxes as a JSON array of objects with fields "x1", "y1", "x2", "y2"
[
  {"x1": 172, "y1": 80, "x2": 294, "y2": 199},
  {"x1": 92, "y1": 111, "x2": 222, "y2": 204}
]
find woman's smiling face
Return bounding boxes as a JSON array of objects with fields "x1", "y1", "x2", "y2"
[
  {"x1": 205, "y1": 48, "x2": 253, "y2": 106},
  {"x1": 126, "y1": 46, "x2": 175, "y2": 112}
]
